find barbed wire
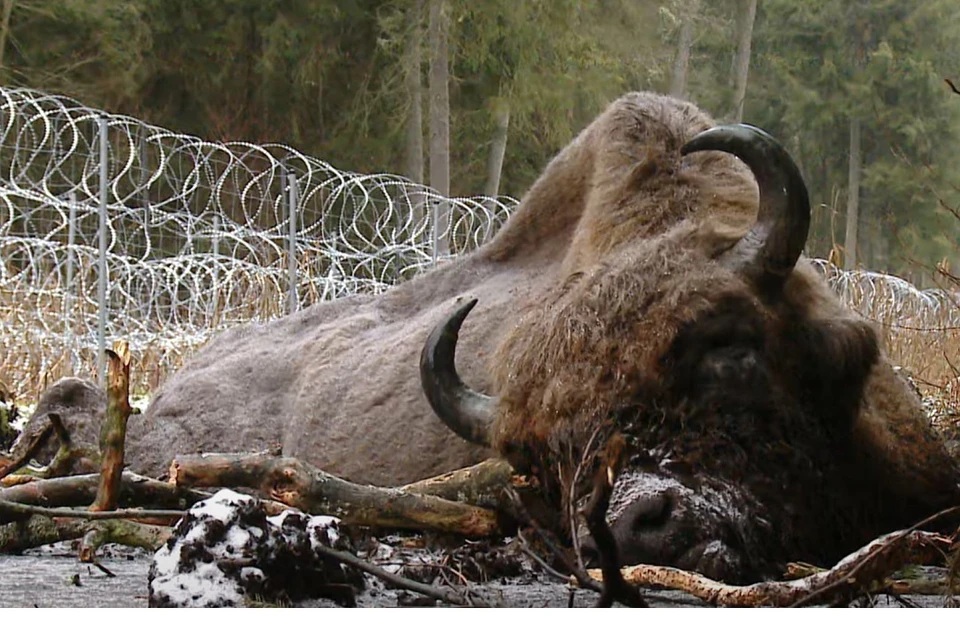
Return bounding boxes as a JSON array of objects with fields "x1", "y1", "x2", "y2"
[
  {"x1": 0, "y1": 86, "x2": 515, "y2": 397},
  {"x1": 0, "y1": 86, "x2": 956, "y2": 400},
  {"x1": 812, "y1": 259, "x2": 960, "y2": 331}
]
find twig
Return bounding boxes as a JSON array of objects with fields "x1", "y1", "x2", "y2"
[
  {"x1": 504, "y1": 485, "x2": 604, "y2": 594},
  {"x1": 0, "y1": 498, "x2": 184, "y2": 523},
  {"x1": 516, "y1": 529, "x2": 571, "y2": 583},
  {"x1": 586, "y1": 528, "x2": 953, "y2": 607},
  {"x1": 887, "y1": 593, "x2": 919, "y2": 608},
  {"x1": 790, "y1": 505, "x2": 960, "y2": 607},
  {"x1": 568, "y1": 426, "x2": 603, "y2": 572},
  {"x1": 946, "y1": 78, "x2": 960, "y2": 96},
  {"x1": 580, "y1": 434, "x2": 647, "y2": 608},
  {"x1": 313, "y1": 543, "x2": 475, "y2": 607}
]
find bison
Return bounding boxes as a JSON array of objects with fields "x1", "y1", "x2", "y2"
[
  {"x1": 418, "y1": 94, "x2": 960, "y2": 581},
  {"x1": 109, "y1": 92, "x2": 959, "y2": 582}
]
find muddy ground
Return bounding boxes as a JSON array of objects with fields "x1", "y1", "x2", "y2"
[{"x1": 0, "y1": 541, "x2": 955, "y2": 608}]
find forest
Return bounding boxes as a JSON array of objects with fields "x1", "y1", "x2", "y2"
[{"x1": 0, "y1": 0, "x2": 958, "y2": 284}]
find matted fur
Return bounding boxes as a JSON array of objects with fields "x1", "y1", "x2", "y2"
[{"x1": 477, "y1": 93, "x2": 957, "y2": 575}]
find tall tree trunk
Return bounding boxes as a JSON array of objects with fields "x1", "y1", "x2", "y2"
[
  {"x1": 669, "y1": 2, "x2": 698, "y2": 98},
  {"x1": 730, "y1": 0, "x2": 758, "y2": 121},
  {"x1": 404, "y1": 0, "x2": 426, "y2": 240},
  {"x1": 428, "y1": 0, "x2": 451, "y2": 258},
  {"x1": 484, "y1": 99, "x2": 510, "y2": 198},
  {"x1": 482, "y1": 97, "x2": 510, "y2": 243},
  {"x1": 843, "y1": 116, "x2": 862, "y2": 269},
  {"x1": 405, "y1": 0, "x2": 425, "y2": 185}
]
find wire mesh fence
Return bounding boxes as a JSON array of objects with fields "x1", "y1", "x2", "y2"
[
  {"x1": 0, "y1": 86, "x2": 515, "y2": 397},
  {"x1": 1, "y1": 86, "x2": 957, "y2": 401}
]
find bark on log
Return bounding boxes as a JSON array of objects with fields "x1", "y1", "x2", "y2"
[
  {"x1": 77, "y1": 519, "x2": 171, "y2": 561},
  {"x1": 585, "y1": 529, "x2": 953, "y2": 607},
  {"x1": 91, "y1": 342, "x2": 134, "y2": 511},
  {"x1": 170, "y1": 452, "x2": 503, "y2": 537},
  {"x1": 0, "y1": 471, "x2": 209, "y2": 511},
  {"x1": 0, "y1": 514, "x2": 170, "y2": 554},
  {"x1": 400, "y1": 458, "x2": 517, "y2": 508}
]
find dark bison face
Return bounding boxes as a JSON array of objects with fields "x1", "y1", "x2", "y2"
[{"x1": 419, "y1": 123, "x2": 934, "y2": 583}]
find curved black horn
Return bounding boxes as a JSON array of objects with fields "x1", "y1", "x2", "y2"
[
  {"x1": 681, "y1": 124, "x2": 810, "y2": 294},
  {"x1": 420, "y1": 298, "x2": 495, "y2": 447}
]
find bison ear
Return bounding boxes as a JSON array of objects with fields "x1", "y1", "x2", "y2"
[
  {"x1": 682, "y1": 124, "x2": 810, "y2": 297},
  {"x1": 419, "y1": 299, "x2": 496, "y2": 447}
]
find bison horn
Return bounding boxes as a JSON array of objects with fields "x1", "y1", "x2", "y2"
[
  {"x1": 681, "y1": 124, "x2": 810, "y2": 294},
  {"x1": 420, "y1": 298, "x2": 495, "y2": 447}
]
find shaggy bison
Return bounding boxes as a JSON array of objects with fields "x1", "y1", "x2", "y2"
[
  {"x1": 110, "y1": 92, "x2": 959, "y2": 581},
  {"x1": 418, "y1": 97, "x2": 960, "y2": 581}
]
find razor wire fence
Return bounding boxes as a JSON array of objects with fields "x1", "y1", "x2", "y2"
[
  {"x1": 0, "y1": 86, "x2": 515, "y2": 398},
  {"x1": 0, "y1": 87, "x2": 957, "y2": 402}
]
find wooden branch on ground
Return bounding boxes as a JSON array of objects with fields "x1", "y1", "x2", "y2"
[
  {"x1": 313, "y1": 542, "x2": 478, "y2": 606},
  {"x1": 0, "y1": 498, "x2": 183, "y2": 525},
  {"x1": 585, "y1": 529, "x2": 954, "y2": 607},
  {"x1": 401, "y1": 458, "x2": 518, "y2": 509},
  {"x1": 0, "y1": 420, "x2": 54, "y2": 480},
  {"x1": 0, "y1": 513, "x2": 171, "y2": 554},
  {"x1": 169, "y1": 452, "x2": 503, "y2": 537},
  {"x1": 91, "y1": 342, "x2": 134, "y2": 511},
  {"x1": 77, "y1": 520, "x2": 171, "y2": 562},
  {"x1": 0, "y1": 470, "x2": 210, "y2": 512}
]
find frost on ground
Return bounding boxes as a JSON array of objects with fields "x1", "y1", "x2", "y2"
[{"x1": 148, "y1": 489, "x2": 363, "y2": 607}]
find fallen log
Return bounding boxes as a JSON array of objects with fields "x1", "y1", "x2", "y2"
[
  {"x1": 0, "y1": 471, "x2": 210, "y2": 512},
  {"x1": 0, "y1": 513, "x2": 171, "y2": 554},
  {"x1": 585, "y1": 528, "x2": 955, "y2": 606},
  {"x1": 170, "y1": 452, "x2": 503, "y2": 537},
  {"x1": 0, "y1": 499, "x2": 183, "y2": 523}
]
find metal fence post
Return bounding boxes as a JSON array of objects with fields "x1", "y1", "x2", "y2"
[
  {"x1": 97, "y1": 117, "x2": 108, "y2": 384},
  {"x1": 65, "y1": 191, "x2": 77, "y2": 376},
  {"x1": 209, "y1": 215, "x2": 220, "y2": 319},
  {"x1": 431, "y1": 201, "x2": 438, "y2": 265},
  {"x1": 287, "y1": 170, "x2": 298, "y2": 314}
]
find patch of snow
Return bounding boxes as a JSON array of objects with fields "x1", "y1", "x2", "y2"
[
  {"x1": 5, "y1": 401, "x2": 34, "y2": 433},
  {"x1": 148, "y1": 489, "x2": 359, "y2": 608}
]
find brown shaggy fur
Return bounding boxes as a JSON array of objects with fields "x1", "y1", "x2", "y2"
[{"x1": 481, "y1": 93, "x2": 960, "y2": 575}]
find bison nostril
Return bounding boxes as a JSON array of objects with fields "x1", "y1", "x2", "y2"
[{"x1": 627, "y1": 492, "x2": 671, "y2": 530}]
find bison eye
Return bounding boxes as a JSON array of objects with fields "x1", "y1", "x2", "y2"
[{"x1": 695, "y1": 344, "x2": 762, "y2": 387}]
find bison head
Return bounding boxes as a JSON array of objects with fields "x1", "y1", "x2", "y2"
[{"x1": 421, "y1": 97, "x2": 960, "y2": 582}]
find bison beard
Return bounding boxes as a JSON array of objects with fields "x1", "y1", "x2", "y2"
[{"x1": 421, "y1": 95, "x2": 960, "y2": 583}]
